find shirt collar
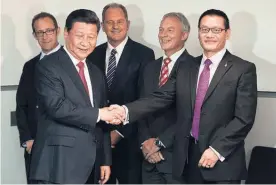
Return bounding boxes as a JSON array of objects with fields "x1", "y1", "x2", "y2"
[
  {"x1": 40, "y1": 43, "x2": 61, "y2": 60},
  {"x1": 163, "y1": 47, "x2": 186, "y2": 62},
  {"x1": 201, "y1": 48, "x2": 227, "y2": 67},
  {"x1": 63, "y1": 45, "x2": 86, "y2": 67},
  {"x1": 107, "y1": 36, "x2": 128, "y2": 55}
]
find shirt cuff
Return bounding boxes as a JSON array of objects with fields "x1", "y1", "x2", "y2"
[
  {"x1": 122, "y1": 105, "x2": 129, "y2": 125},
  {"x1": 209, "y1": 146, "x2": 225, "y2": 162},
  {"x1": 97, "y1": 110, "x2": 101, "y2": 122},
  {"x1": 115, "y1": 130, "x2": 124, "y2": 138}
]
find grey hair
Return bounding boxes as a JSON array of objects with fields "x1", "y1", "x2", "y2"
[
  {"x1": 102, "y1": 3, "x2": 128, "y2": 22},
  {"x1": 163, "y1": 12, "x2": 190, "y2": 32}
]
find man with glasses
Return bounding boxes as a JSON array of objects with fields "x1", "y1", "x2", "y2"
[
  {"x1": 87, "y1": 3, "x2": 155, "y2": 184},
  {"x1": 16, "y1": 12, "x2": 61, "y2": 184},
  {"x1": 108, "y1": 9, "x2": 257, "y2": 184}
]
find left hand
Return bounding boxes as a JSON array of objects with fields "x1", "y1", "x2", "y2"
[
  {"x1": 147, "y1": 151, "x2": 165, "y2": 164},
  {"x1": 145, "y1": 142, "x2": 160, "y2": 160},
  {"x1": 99, "y1": 166, "x2": 111, "y2": 184},
  {"x1": 198, "y1": 148, "x2": 219, "y2": 169},
  {"x1": 110, "y1": 130, "x2": 123, "y2": 147}
]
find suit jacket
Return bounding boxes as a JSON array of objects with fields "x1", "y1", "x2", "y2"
[
  {"x1": 87, "y1": 38, "x2": 155, "y2": 166},
  {"x1": 125, "y1": 50, "x2": 257, "y2": 181},
  {"x1": 16, "y1": 54, "x2": 40, "y2": 145},
  {"x1": 138, "y1": 54, "x2": 184, "y2": 174},
  {"x1": 29, "y1": 48, "x2": 111, "y2": 184}
]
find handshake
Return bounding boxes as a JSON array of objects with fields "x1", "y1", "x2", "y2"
[{"x1": 99, "y1": 104, "x2": 127, "y2": 125}]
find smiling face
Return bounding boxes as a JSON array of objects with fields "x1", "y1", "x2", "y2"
[
  {"x1": 33, "y1": 17, "x2": 60, "y2": 53},
  {"x1": 158, "y1": 16, "x2": 188, "y2": 57},
  {"x1": 198, "y1": 15, "x2": 230, "y2": 57},
  {"x1": 102, "y1": 7, "x2": 129, "y2": 47},
  {"x1": 64, "y1": 22, "x2": 98, "y2": 60}
]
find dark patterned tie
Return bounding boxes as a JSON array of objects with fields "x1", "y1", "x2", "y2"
[
  {"x1": 191, "y1": 59, "x2": 212, "y2": 140},
  {"x1": 106, "y1": 49, "x2": 117, "y2": 90}
]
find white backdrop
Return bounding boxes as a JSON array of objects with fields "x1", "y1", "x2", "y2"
[{"x1": 1, "y1": 0, "x2": 276, "y2": 91}]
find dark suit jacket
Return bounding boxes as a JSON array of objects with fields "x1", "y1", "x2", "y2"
[
  {"x1": 87, "y1": 38, "x2": 155, "y2": 168},
  {"x1": 125, "y1": 50, "x2": 257, "y2": 181},
  {"x1": 138, "y1": 53, "x2": 184, "y2": 174},
  {"x1": 16, "y1": 54, "x2": 40, "y2": 146},
  {"x1": 29, "y1": 48, "x2": 111, "y2": 184}
]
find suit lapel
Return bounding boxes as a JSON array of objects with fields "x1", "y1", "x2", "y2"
[
  {"x1": 203, "y1": 50, "x2": 233, "y2": 104},
  {"x1": 153, "y1": 57, "x2": 163, "y2": 88},
  {"x1": 59, "y1": 48, "x2": 91, "y2": 106},
  {"x1": 109, "y1": 38, "x2": 132, "y2": 92},
  {"x1": 87, "y1": 61, "x2": 100, "y2": 108},
  {"x1": 190, "y1": 56, "x2": 200, "y2": 111}
]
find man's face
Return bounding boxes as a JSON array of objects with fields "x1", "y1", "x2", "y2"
[
  {"x1": 198, "y1": 15, "x2": 230, "y2": 55},
  {"x1": 158, "y1": 16, "x2": 188, "y2": 57},
  {"x1": 64, "y1": 22, "x2": 98, "y2": 61},
  {"x1": 102, "y1": 7, "x2": 129, "y2": 47},
  {"x1": 33, "y1": 17, "x2": 60, "y2": 53}
]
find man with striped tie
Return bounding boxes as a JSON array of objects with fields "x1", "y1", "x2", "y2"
[{"x1": 87, "y1": 3, "x2": 155, "y2": 184}]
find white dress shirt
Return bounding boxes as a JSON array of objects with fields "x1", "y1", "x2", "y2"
[
  {"x1": 196, "y1": 48, "x2": 227, "y2": 162},
  {"x1": 161, "y1": 47, "x2": 186, "y2": 76},
  {"x1": 40, "y1": 43, "x2": 61, "y2": 60},
  {"x1": 63, "y1": 46, "x2": 94, "y2": 107},
  {"x1": 105, "y1": 36, "x2": 128, "y2": 74}
]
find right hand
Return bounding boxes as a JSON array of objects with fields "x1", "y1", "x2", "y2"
[
  {"x1": 147, "y1": 151, "x2": 165, "y2": 164},
  {"x1": 141, "y1": 138, "x2": 156, "y2": 158},
  {"x1": 99, "y1": 106, "x2": 125, "y2": 124},
  {"x1": 26, "y1": 140, "x2": 34, "y2": 154}
]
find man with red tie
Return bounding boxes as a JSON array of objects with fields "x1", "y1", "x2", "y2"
[
  {"x1": 137, "y1": 12, "x2": 192, "y2": 184},
  {"x1": 29, "y1": 9, "x2": 121, "y2": 184}
]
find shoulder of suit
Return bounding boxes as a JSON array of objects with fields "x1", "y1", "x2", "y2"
[
  {"x1": 38, "y1": 49, "x2": 63, "y2": 68},
  {"x1": 129, "y1": 38, "x2": 154, "y2": 53},
  {"x1": 23, "y1": 54, "x2": 41, "y2": 68},
  {"x1": 229, "y1": 53, "x2": 254, "y2": 66}
]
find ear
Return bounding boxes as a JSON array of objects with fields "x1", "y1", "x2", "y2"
[
  {"x1": 126, "y1": 20, "x2": 130, "y2": 31},
  {"x1": 101, "y1": 22, "x2": 105, "y2": 33},
  {"x1": 226, "y1": 28, "x2": 231, "y2": 40},
  {"x1": 64, "y1": 28, "x2": 69, "y2": 39},
  {"x1": 56, "y1": 27, "x2": 61, "y2": 36},
  {"x1": 33, "y1": 32, "x2": 38, "y2": 40},
  {"x1": 181, "y1": 31, "x2": 189, "y2": 41}
]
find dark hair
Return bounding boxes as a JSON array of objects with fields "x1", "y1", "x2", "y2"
[
  {"x1": 32, "y1": 12, "x2": 58, "y2": 33},
  {"x1": 102, "y1": 3, "x2": 128, "y2": 22},
  {"x1": 65, "y1": 9, "x2": 100, "y2": 33},
  {"x1": 198, "y1": 9, "x2": 230, "y2": 29}
]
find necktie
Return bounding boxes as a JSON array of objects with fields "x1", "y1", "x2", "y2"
[
  {"x1": 106, "y1": 49, "x2": 117, "y2": 90},
  {"x1": 77, "y1": 61, "x2": 89, "y2": 95},
  {"x1": 191, "y1": 59, "x2": 212, "y2": 140},
  {"x1": 159, "y1": 57, "x2": 171, "y2": 87}
]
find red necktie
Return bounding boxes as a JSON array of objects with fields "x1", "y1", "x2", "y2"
[
  {"x1": 77, "y1": 61, "x2": 89, "y2": 95},
  {"x1": 159, "y1": 57, "x2": 171, "y2": 87}
]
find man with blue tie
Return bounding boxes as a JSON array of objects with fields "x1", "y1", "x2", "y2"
[
  {"x1": 16, "y1": 12, "x2": 61, "y2": 184},
  {"x1": 87, "y1": 3, "x2": 155, "y2": 184}
]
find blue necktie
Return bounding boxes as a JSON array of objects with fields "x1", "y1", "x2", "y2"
[{"x1": 106, "y1": 49, "x2": 117, "y2": 90}]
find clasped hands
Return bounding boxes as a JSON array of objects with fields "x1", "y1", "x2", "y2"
[
  {"x1": 99, "y1": 104, "x2": 126, "y2": 124},
  {"x1": 141, "y1": 138, "x2": 164, "y2": 164}
]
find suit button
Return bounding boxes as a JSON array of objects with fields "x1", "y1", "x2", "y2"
[
  {"x1": 36, "y1": 105, "x2": 39, "y2": 108},
  {"x1": 107, "y1": 100, "x2": 110, "y2": 104}
]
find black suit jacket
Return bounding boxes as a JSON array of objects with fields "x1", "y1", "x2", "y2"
[
  {"x1": 29, "y1": 48, "x2": 111, "y2": 184},
  {"x1": 125, "y1": 50, "x2": 257, "y2": 181},
  {"x1": 138, "y1": 53, "x2": 185, "y2": 173},
  {"x1": 16, "y1": 54, "x2": 40, "y2": 145}
]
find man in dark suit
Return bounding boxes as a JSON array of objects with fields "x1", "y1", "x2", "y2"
[
  {"x1": 87, "y1": 3, "x2": 155, "y2": 184},
  {"x1": 110, "y1": 9, "x2": 257, "y2": 184},
  {"x1": 138, "y1": 12, "x2": 190, "y2": 184},
  {"x1": 16, "y1": 12, "x2": 61, "y2": 184},
  {"x1": 29, "y1": 9, "x2": 120, "y2": 184}
]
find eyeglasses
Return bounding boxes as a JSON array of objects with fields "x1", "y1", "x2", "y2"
[
  {"x1": 34, "y1": 28, "x2": 56, "y2": 37},
  {"x1": 199, "y1": 27, "x2": 227, "y2": 34}
]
